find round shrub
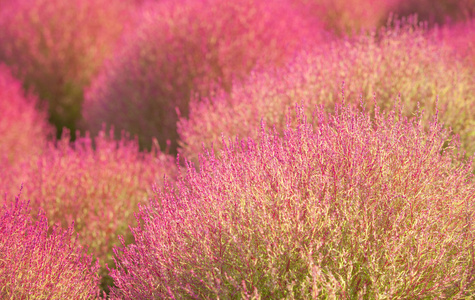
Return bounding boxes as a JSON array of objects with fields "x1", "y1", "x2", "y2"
[
  {"x1": 0, "y1": 0, "x2": 135, "y2": 139},
  {"x1": 0, "y1": 193, "x2": 100, "y2": 299},
  {"x1": 178, "y1": 20, "x2": 475, "y2": 163},
  {"x1": 0, "y1": 129, "x2": 177, "y2": 294},
  {"x1": 83, "y1": 0, "x2": 325, "y2": 153},
  {"x1": 110, "y1": 102, "x2": 475, "y2": 298},
  {"x1": 0, "y1": 64, "x2": 51, "y2": 166}
]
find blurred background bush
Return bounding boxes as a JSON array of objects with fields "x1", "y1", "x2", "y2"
[
  {"x1": 0, "y1": 0, "x2": 135, "y2": 140},
  {"x1": 0, "y1": 0, "x2": 473, "y2": 150},
  {"x1": 83, "y1": 0, "x2": 326, "y2": 153}
]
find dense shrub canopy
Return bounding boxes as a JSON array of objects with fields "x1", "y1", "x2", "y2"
[
  {"x1": 178, "y1": 20, "x2": 475, "y2": 163},
  {"x1": 83, "y1": 0, "x2": 326, "y2": 153},
  {"x1": 1, "y1": 1, "x2": 474, "y2": 297},
  {"x1": 0, "y1": 194, "x2": 100, "y2": 299},
  {"x1": 110, "y1": 102, "x2": 475, "y2": 298},
  {"x1": 0, "y1": 129, "x2": 177, "y2": 294}
]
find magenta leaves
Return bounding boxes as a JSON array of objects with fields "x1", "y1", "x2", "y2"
[
  {"x1": 110, "y1": 101, "x2": 475, "y2": 298},
  {"x1": 178, "y1": 19, "x2": 475, "y2": 163},
  {"x1": 0, "y1": 191, "x2": 101, "y2": 299},
  {"x1": 0, "y1": 128, "x2": 177, "y2": 296}
]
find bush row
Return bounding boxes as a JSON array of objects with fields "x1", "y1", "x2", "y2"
[
  {"x1": 1, "y1": 0, "x2": 475, "y2": 297},
  {"x1": 178, "y1": 19, "x2": 475, "y2": 163},
  {"x1": 83, "y1": 0, "x2": 325, "y2": 153},
  {"x1": 4, "y1": 100, "x2": 475, "y2": 298},
  {"x1": 0, "y1": 0, "x2": 472, "y2": 147}
]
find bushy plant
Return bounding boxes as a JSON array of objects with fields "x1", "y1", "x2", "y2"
[
  {"x1": 0, "y1": 64, "x2": 51, "y2": 166},
  {"x1": 110, "y1": 102, "x2": 475, "y2": 298},
  {"x1": 0, "y1": 0, "x2": 135, "y2": 139},
  {"x1": 0, "y1": 129, "x2": 177, "y2": 294},
  {"x1": 178, "y1": 19, "x2": 475, "y2": 163},
  {"x1": 0, "y1": 192, "x2": 100, "y2": 299},
  {"x1": 83, "y1": 0, "x2": 326, "y2": 153}
]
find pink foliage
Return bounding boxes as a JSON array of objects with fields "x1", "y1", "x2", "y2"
[
  {"x1": 110, "y1": 102, "x2": 475, "y2": 298},
  {"x1": 0, "y1": 193, "x2": 100, "y2": 299},
  {"x1": 0, "y1": 129, "x2": 177, "y2": 293},
  {"x1": 0, "y1": 0, "x2": 136, "y2": 137},
  {"x1": 0, "y1": 64, "x2": 51, "y2": 166},
  {"x1": 179, "y1": 19, "x2": 475, "y2": 163},
  {"x1": 83, "y1": 0, "x2": 326, "y2": 153}
]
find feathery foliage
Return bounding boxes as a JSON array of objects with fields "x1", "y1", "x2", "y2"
[
  {"x1": 111, "y1": 102, "x2": 475, "y2": 298},
  {"x1": 0, "y1": 192, "x2": 100, "y2": 299}
]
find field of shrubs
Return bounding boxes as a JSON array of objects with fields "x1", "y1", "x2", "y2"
[{"x1": 0, "y1": 0, "x2": 474, "y2": 298}]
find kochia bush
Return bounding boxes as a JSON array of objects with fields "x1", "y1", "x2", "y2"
[
  {"x1": 110, "y1": 102, "x2": 475, "y2": 298},
  {"x1": 178, "y1": 19, "x2": 475, "y2": 163},
  {"x1": 0, "y1": 130, "x2": 177, "y2": 293},
  {"x1": 0, "y1": 64, "x2": 51, "y2": 166},
  {"x1": 0, "y1": 193, "x2": 100, "y2": 299},
  {"x1": 83, "y1": 0, "x2": 325, "y2": 153},
  {"x1": 0, "y1": 0, "x2": 135, "y2": 139}
]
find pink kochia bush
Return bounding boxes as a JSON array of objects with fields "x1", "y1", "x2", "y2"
[
  {"x1": 83, "y1": 0, "x2": 325, "y2": 153},
  {"x1": 0, "y1": 0, "x2": 135, "y2": 138},
  {"x1": 110, "y1": 103, "x2": 475, "y2": 298},
  {"x1": 0, "y1": 64, "x2": 51, "y2": 165},
  {"x1": 0, "y1": 130, "x2": 177, "y2": 289},
  {"x1": 179, "y1": 20, "x2": 475, "y2": 163},
  {"x1": 0, "y1": 193, "x2": 100, "y2": 299}
]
